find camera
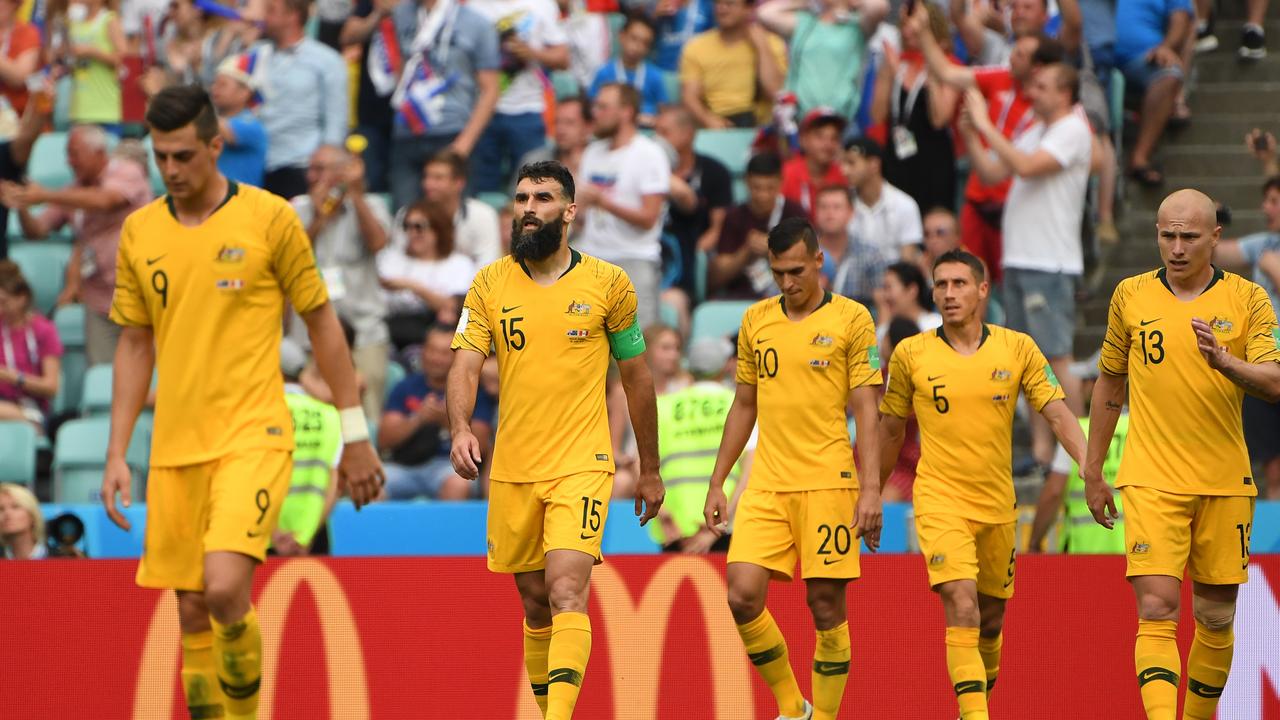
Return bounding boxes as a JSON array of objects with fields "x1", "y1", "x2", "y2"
[{"x1": 46, "y1": 512, "x2": 87, "y2": 558}]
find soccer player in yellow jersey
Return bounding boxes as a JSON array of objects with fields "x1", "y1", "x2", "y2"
[
  {"x1": 701, "y1": 217, "x2": 884, "y2": 720},
  {"x1": 447, "y1": 161, "x2": 665, "y2": 720},
  {"x1": 98, "y1": 86, "x2": 384, "y2": 720},
  {"x1": 1086, "y1": 189, "x2": 1280, "y2": 720},
  {"x1": 879, "y1": 249, "x2": 1087, "y2": 720}
]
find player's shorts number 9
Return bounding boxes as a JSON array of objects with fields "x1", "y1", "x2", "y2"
[
  {"x1": 255, "y1": 488, "x2": 270, "y2": 525},
  {"x1": 817, "y1": 523, "x2": 852, "y2": 556}
]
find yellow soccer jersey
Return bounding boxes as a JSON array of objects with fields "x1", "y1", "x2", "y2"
[
  {"x1": 452, "y1": 251, "x2": 641, "y2": 482},
  {"x1": 736, "y1": 292, "x2": 881, "y2": 492},
  {"x1": 880, "y1": 325, "x2": 1064, "y2": 523},
  {"x1": 1099, "y1": 267, "x2": 1280, "y2": 497},
  {"x1": 110, "y1": 182, "x2": 328, "y2": 466}
]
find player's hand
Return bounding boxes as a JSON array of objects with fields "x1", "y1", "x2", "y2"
[
  {"x1": 271, "y1": 529, "x2": 307, "y2": 556},
  {"x1": 635, "y1": 469, "x2": 665, "y2": 527},
  {"x1": 450, "y1": 428, "x2": 483, "y2": 480},
  {"x1": 338, "y1": 440, "x2": 384, "y2": 510},
  {"x1": 854, "y1": 488, "x2": 883, "y2": 553},
  {"x1": 1246, "y1": 128, "x2": 1277, "y2": 161},
  {"x1": 102, "y1": 456, "x2": 133, "y2": 531},
  {"x1": 1082, "y1": 469, "x2": 1118, "y2": 529},
  {"x1": 1191, "y1": 317, "x2": 1232, "y2": 371},
  {"x1": 681, "y1": 528, "x2": 719, "y2": 554},
  {"x1": 702, "y1": 485, "x2": 730, "y2": 535}
]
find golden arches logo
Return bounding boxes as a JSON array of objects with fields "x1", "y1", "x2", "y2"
[
  {"x1": 516, "y1": 556, "x2": 751, "y2": 719},
  {"x1": 132, "y1": 559, "x2": 370, "y2": 719}
]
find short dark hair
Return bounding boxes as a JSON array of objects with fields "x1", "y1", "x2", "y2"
[
  {"x1": 516, "y1": 160, "x2": 576, "y2": 201},
  {"x1": 886, "y1": 261, "x2": 935, "y2": 312},
  {"x1": 282, "y1": 0, "x2": 310, "y2": 24},
  {"x1": 746, "y1": 152, "x2": 783, "y2": 178},
  {"x1": 145, "y1": 84, "x2": 219, "y2": 141},
  {"x1": 558, "y1": 94, "x2": 592, "y2": 124},
  {"x1": 933, "y1": 248, "x2": 987, "y2": 283},
  {"x1": 1045, "y1": 62, "x2": 1080, "y2": 104},
  {"x1": 843, "y1": 136, "x2": 883, "y2": 159},
  {"x1": 601, "y1": 82, "x2": 642, "y2": 117},
  {"x1": 768, "y1": 216, "x2": 819, "y2": 255},
  {"x1": 1263, "y1": 175, "x2": 1280, "y2": 197},
  {"x1": 887, "y1": 316, "x2": 921, "y2": 350},
  {"x1": 621, "y1": 13, "x2": 657, "y2": 38},
  {"x1": 1030, "y1": 34, "x2": 1065, "y2": 65},
  {"x1": 426, "y1": 148, "x2": 468, "y2": 180}
]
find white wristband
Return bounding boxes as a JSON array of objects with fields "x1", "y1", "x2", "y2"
[{"x1": 339, "y1": 406, "x2": 370, "y2": 444}]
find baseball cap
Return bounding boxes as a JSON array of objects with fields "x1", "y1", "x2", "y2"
[
  {"x1": 843, "y1": 136, "x2": 883, "y2": 159},
  {"x1": 280, "y1": 337, "x2": 308, "y2": 378},
  {"x1": 687, "y1": 337, "x2": 734, "y2": 378},
  {"x1": 801, "y1": 107, "x2": 847, "y2": 134},
  {"x1": 216, "y1": 55, "x2": 258, "y2": 93}
]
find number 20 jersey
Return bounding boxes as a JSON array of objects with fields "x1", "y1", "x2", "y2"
[
  {"x1": 1099, "y1": 267, "x2": 1280, "y2": 497},
  {"x1": 736, "y1": 292, "x2": 881, "y2": 493}
]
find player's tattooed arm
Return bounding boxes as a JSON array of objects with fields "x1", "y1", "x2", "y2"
[{"x1": 1192, "y1": 317, "x2": 1280, "y2": 402}]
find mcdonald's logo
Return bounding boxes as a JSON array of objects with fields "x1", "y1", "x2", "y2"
[
  {"x1": 515, "y1": 556, "x2": 751, "y2": 719},
  {"x1": 132, "y1": 559, "x2": 370, "y2": 719}
]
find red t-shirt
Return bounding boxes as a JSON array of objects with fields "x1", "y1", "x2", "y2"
[
  {"x1": 1, "y1": 22, "x2": 41, "y2": 116},
  {"x1": 781, "y1": 155, "x2": 846, "y2": 218},
  {"x1": 963, "y1": 66, "x2": 1035, "y2": 207}
]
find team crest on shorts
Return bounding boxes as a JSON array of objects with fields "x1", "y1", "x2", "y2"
[
  {"x1": 566, "y1": 300, "x2": 592, "y2": 316},
  {"x1": 929, "y1": 554, "x2": 946, "y2": 566},
  {"x1": 487, "y1": 539, "x2": 495, "y2": 557},
  {"x1": 1130, "y1": 541, "x2": 1150, "y2": 555}
]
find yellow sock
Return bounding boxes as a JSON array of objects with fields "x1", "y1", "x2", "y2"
[
  {"x1": 737, "y1": 609, "x2": 805, "y2": 718},
  {"x1": 946, "y1": 626, "x2": 989, "y2": 720},
  {"x1": 546, "y1": 612, "x2": 591, "y2": 720},
  {"x1": 524, "y1": 621, "x2": 553, "y2": 718},
  {"x1": 1183, "y1": 622, "x2": 1233, "y2": 720},
  {"x1": 211, "y1": 607, "x2": 262, "y2": 720},
  {"x1": 811, "y1": 622, "x2": 850, "y2": 720},
  {"x1": 181, "y1": 630, "x2": 226, "y2": 719},
  {"x1": 1135, "y1": 619, "x2": 1180, "y2": 720},
  {"x1": 978, "y1": 633, "x2": 1002, "y2": 698}
]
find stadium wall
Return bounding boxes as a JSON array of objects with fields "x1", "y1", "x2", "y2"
[{"x1": 4, "y1": 556, "x2": 1279, "y2": 718}]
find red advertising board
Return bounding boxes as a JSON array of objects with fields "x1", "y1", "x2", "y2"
[{"x1": 3, "y1": 555, "x2": 1279, "y2": 719}]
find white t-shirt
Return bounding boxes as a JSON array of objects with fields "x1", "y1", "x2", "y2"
[
  {"x1": 849, "y1": 181, "x2": 923, "y2": 266},
  {"x1": 574, "y1": 134, "x2": 671, "y2": 263},
  {"x1": 1002, "y1": 112, "x2": 1091, "y2": 275},
  {"x1": 377, "y1": 250, "x2": 478, "y2": 314},
  {"x1": 468, "y1": 0, "x2": 568, "y2": 115}
]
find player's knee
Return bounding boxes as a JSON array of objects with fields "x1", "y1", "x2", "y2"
[
  {"x1": 939, "y1": 586, "x2": 980, "y2": 626},
  {"x1": 202, "y1": 578, "x2": 251, "y2": 622},
  {"x1": 1192, "y1": 597, "x2": 1236, "y2": 632},
  {"x1": 979, "y1": 610, "x2": 1004, "y2": 638},
  {"x1": 727, "y1": 585, "x2": 766, "y2": 625},
  {"x1": 805, "y1": 586, "x2": 846, "y2": 626},
  {"x1": 176, "y1": 591, "x2": 212, "y2": 634},
  {"x1": 438, "y1": 474, "x2": 470, "y2": 501},
  {"x1": 1136, "y1": 591, "x2": 1180, "y2": 621},
  {"x1": 546, "y1": 575, "x2": 589, "y2": 614}
]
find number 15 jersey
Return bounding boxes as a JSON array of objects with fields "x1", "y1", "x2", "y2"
[{"x1": 736, "y1": 292, "x2": 881, "y2": 493}]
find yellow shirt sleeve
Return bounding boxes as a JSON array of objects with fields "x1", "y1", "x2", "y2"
[
  {"x1": 1020, "y1": 334, "x2": 1066, "y2": 411},
  {"x1": 271, "y1": 205, "x2": 328, "y2": 314},
  {"x1": 878, "y1": 344, "x2": 913, "y2": 418},
  {"x1": 1245, "y1": 283, "x2": 1280, "y2": 364},
  {"x1": 453, "y1": 267, "x2": 493, "y2": 356},
  {"x1": 767, "y1": 34, "x2": 789, "y2": 75},
  {"x1": 108, "y1": 218, "x2": 151, "y2": 328},
  {"x1": 604, "y1": 266, "x2": 639, "y2": 334},
  {"x1": 1099, "y1": 280, "x2": 1131, "y2": 376},
  {"x1": 845, "y1": 308, "x2": 882, "y2": 389},
  {"x1": 735, "y1": 311, "x2": 757, "y2": 386},
  {"x1": 679, "y1": 36, "x2": 704, "y2": 86}
]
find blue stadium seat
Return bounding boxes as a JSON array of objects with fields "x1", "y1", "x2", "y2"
[
  {"x1": 55, "y1": 350, "x2": 88, "y2": 415},
  {"x1": 693, "y1": 129, "x2": 757, "y2": 177},
  {"x1": 138, "y1": 135, "x2": 168, "y2": 196},
  {"x1": 80, "y1": 364, "x2": 113, "y2": 416},
  {"x1": 29, "y1": 131, "x2": 72, "y2": 189},
  {"x1": 659, "y1": 300, "x2": 679, "y2": 329},
  {"x1": 53, "y1": 304, "x2": 85, "y2": 348},
  {"x1": 476, "y1": 191, "x2": 509, "y2": 214},
  {"x1": 663, "y1": 71, "x2": 681, "y2": 106},
  {"x1": 690, "y1": 300, "x2": 754, "y2": 342},
  {"x1": 9, "y1": 243, "x2": 71, "y2": 314},
  {"x1": 0, "y1": 420, "x2": 37, "y2": 487},
  {"x1": 53, "y1": 416, "x2": 147, "y2": 503},
  {"x1": 550, "y1": 70, "x2": 580, "y2": 100},
  {"x1": 385, "y1": 360, "x2": 407, "y2": 402},
  {"x1": 694, "y1": 250, "x2": 708, "y2": 304}
]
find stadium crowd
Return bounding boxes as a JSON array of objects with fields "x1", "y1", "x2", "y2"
[{"x1": 0, "y1": 0, "x2": 1278, "y2": 559}]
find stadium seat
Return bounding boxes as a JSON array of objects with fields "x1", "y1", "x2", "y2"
[
  {"x1": 659, "y1": 300, "x2": 679, "y2": 329},
  {"x1": 550, "y1": 70, "x2": 580, "y2": 99},
  {"x1": 385, "y1": 360, "x2": 407, "y2": 402},
  {"x1": 28, "y1": 131, "x2": 72, "y2": 189},
  {"x1": 9, "y1": 243, "x2": 71, "y2": 314},
  {"x1": 0, "y1": 420, "x2": 37, "y2": 487},
  {"x1": 138, "y1": 135, "x2": 168, "y2": 196},
  {"x1": 476, "y1": 191, "x2": 509, "y2": 214},
  {"x1": 694, "y1": 250, "x2": 708, "y2": 304},
  {"x1": 55, "y1": 350, "x2": 88, "y2": 416},
  {"x1": 7, "y1": 203, "x2": 74, "y2": 243},
  {"x1": 53, "y1": 416, "x2": 147, "y2": 503},
  {"x1": 693, "y1": 129, "x2": 757, "y2": 177},
  {"x1": 690, "y1": 300, "x2": 754, "y2": 342},
  {"x1": 662, "y1": 71, "x2": 680, "y2": 106},
  {"x1": 53, "y1": 304, "x2": 85, "y2": 348},
  {"x1": 80, "y1": 364, "x2": 113, "y2": 416}
]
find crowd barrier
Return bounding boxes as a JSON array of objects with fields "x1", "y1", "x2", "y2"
[{"x1": 3, "y1": 555, "x2": 1278, "y2": 718}]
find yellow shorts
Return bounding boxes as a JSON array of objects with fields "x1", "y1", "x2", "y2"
[
  {"x1": 137, "y1": 449, "x2": 292, "y2": 592},
  {"x1": 916, "y1": 513, "x2": 1017, "y2": 599},
  {"x1": 1122, "y1": 486, "x2": 1255, "y2": 585},
  {"x1": 727, "y1": 487, "x2": 861, "y2": 581},
  {"x1": 487, "y1": 472, "x2": 614, "y2": 574}
]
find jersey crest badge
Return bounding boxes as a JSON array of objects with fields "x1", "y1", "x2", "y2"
[
  {"x1": 215, "y1": 245, "x2": 245, "y2": 264},
  {"x1": 566, "y1": 300, "x2": 592, "y2": 316},
  {"x1": 810, "y1": 334, "x2": 834, "y2": 347},
  {"x1": 1210, "y1": 317, "x2": 1234, "y2": 335},
  {"x1": 990, "y1": 368, "x2": 1011, "y2": 382}
]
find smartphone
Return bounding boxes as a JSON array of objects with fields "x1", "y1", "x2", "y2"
[{"x1": 1255, "y1": 134, "x2": 1270, "y2": 152}]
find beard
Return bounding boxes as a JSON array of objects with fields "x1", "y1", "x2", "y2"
[{"x1": 511, "y1": 215, "x2": 565, "y2": 263}]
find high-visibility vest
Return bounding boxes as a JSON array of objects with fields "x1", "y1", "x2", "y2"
[
  {"x1": 278, "y1": 390, "x2": 341, "y2": 547},
  {"x1": 652, "y1": 382, "x2": 740, "y2": 545},
  {"x1": 1061, "y1": 415, "x2": 1128, "y2": 554}
]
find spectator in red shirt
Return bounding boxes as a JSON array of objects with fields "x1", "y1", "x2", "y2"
[
  {"x1": 780, "y1": 107, "x2": 846, "y2": 217},
  {"x1": 0, "y1": 261, "x2": 62, "y2": 431}
]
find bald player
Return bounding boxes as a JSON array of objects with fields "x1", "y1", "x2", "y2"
[{"x1": 1086, "y1": 189, "x2": 1280, "y2": 720}]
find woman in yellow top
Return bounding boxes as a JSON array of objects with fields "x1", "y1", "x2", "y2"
[{"x1": 64, "y1": 0, "x2": 125, "y2": 132}]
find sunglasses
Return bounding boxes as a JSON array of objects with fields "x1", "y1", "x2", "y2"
[{"x1": 403, "y1": 220, "x2": 429, "y2": 233}]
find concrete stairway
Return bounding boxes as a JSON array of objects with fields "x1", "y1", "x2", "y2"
[{"x1": 1074, "y1": 10, "x2": 1280, "y2": 359}]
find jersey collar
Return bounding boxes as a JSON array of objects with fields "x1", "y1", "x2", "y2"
[
  {"x1": 779, "y1": 290, "x2": 832, "y2": 318},
  {"x1": 1156, "y1": 265, "x2": 1223, "y2": 297},
  {"x1": 165, "y1": 179, "x2": 239, "y2": 221},
  {"x1": 936, "y1": 323, "x2": 990, "y2": 350},
  {"x1": 518, "y1": 248, "x2": 581, "y2": 280}
]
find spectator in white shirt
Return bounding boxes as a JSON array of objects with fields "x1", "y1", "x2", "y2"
[
  {"x1": 390, "y1": 150, "x2": 502, "y2": 266},
  {"x1": 574, "y1": 82, "x2": 671, "y2": 328},
  {"x1": 842, "y1": 136, "x2": 924, "y2": 270},
  {"x1": 961, "y1": 62, "x2": 1090, "y2": 465}
]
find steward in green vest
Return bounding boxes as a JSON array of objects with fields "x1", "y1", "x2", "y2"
[
  {"x1": 1061, "y1": 415, "x2": 1127, "y2": 553},
  {"x1": 652, "y1": 337, "x2": 745, "y2": 552},
  {"x1": 275, "y1": 340, "x2": 341, "y2": 555}
]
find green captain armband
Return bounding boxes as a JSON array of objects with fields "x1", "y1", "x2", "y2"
[{"x1": 608, "y1": 318, "x2": 646, "y2": 360}]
